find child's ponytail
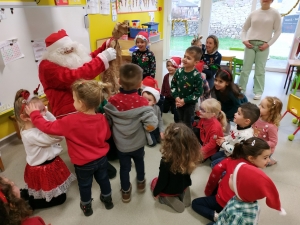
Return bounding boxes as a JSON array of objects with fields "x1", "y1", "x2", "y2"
[
  {"x1": 230, "y1": 142, "x2": 245, "y2": 159},
  {"x1": 217, "y1": 110, "x2": 227, "y2": 132}
]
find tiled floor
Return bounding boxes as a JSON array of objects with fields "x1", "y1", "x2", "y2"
[{"x1": 0, "y1": 71, "x2": 299, "y2": 225}]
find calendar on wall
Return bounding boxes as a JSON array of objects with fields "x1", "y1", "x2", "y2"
[{"x1": 0, "y1": 41, "x2": 24, "y2": 65}]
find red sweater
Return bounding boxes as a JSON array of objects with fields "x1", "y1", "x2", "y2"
[
  {"x1": 205, "y1": 158, "x2": 254, "y2": 207},
  {"x1": 30, "y1": 111, "x2": 111, "y2": 165},
  {"x1": 161, "y1": 73, "x2": 174, "y2": 99},
  {"x1": 22, "y1": 217, "x2": 45, "y2": 225},
  {"x1": 39, "y1": 42, "x2": 108, "y2": 117},
  {"x1": 197, "y1": 117, "x2": 223, "y2": 159}
]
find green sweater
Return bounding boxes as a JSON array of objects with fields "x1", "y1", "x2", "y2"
[{"x1": 171, "y1": 68, "x2": 203, "y2": 104}]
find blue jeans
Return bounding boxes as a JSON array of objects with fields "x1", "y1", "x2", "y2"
[
  {"x1": 149, "y1": 128, "x2": 160, "y2": 147},
  {"x1": 177, "y1": 103, "x2": 195, "y2": 129},
  {"x1": 192, "y1": 196, "x2": 223, "y2": 221},
  {"x1": 118, "y1": 147, "x2": 145, "y2": 191},
  {"x1": 210, "y1": 151, "x2": 226, "y2": 168},
  {"x1": 74, "y1": 156, "x2": 111, "y2": 203}
]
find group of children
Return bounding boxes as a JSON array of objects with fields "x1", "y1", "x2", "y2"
[{"x1": 0, "y1": 31, "x2": 286, "y2": 225}]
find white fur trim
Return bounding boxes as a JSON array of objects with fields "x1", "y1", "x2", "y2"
[
  {"x1": 169, "y1": 58, "x2": 178, "y2": 67},
  {"x1": 280, "y1": 208, "x2": 287, "y2": 216},
  {"x1": 135, "y1": 34, "x2": 149, "y2": 44},
  {"x1": 97, "y1": 53, "x2": 109, "y2": 70},
  {"x1": 47, "y1": 36, "x2": 73, "y2": 52},
  {"x1": 232, "y1": 162, "x2": 245, "y2": 200}
]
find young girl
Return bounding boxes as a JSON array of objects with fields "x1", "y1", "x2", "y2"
[
  {"x1": 161, "y1": 57, "x2": 181, "y2": 123},
  {"x1": 0, "y1": 176, "x2": 47, "y2": 225},
  {"x1": 201, "y1": 35, "x2": 222, "y2": 88},
  {"x1": 253, "y1": 96, "x2": 283, "y2": 166},
  {"x1": 25, "y1": 79, "x2": 113, "y2": 217},
  {"x1": 195, "y1": 99, "x2": 227, "y2": 160},
  {"x1": 14, "y1": 90, "x2": 75, "y2": 210},
  {"x1": 192, "y1": 137, "x2": 271, "y2": 222},
  {"x1": 191, "y1": 34, "x2": 205, "y2": 73},
  {"x1": 151, "y1": 123, "x2": 202, "y2": 213},
  {"x1": 211, "y1": 68, "x2": 248, "y2": 122},
  {"x1": 132, "y1": 31, "x2": 156, "y2": 79}
]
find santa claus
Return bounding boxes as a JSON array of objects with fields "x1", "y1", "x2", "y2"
[{"x1": 39, "y1": 29, "x2": 116, "y2": 118}]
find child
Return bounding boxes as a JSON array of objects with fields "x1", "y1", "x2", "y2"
[
  {"x1": 104, "y1": 63, "x2": 158, "y2": 203},
  {"x1": 161, "y1": 57, "x2": 181, "y2": 123},
  {"x1": 211, "y1": 68, "x2": 248, "y2": 122},
  {"x1": 142, "y1": 87, "x2": 164, "y2": 147},
  {"x1": 192, "y1": 137, "x2": 272, "y2": 222},
  {"x1": 208, "y1": 163, "x2": 285, "y2": 225},
  {"x1": 201, "y1": 35, "x2": 222, "y2": 88},
  {"x1": 253, "y1": 96, "x2": 283, "y2": 166},
  {"x1": 0, "y1": 176, "x2": 47, "y2": 225},
  {"x1": 151, "y1": 123, "x2": 202, "y2": 213},
  {"x1": 13, "y1": 90, "x2": 75, "y2": 210},
  {"x1": 132, "y1": 31, "x2": 156, "y2": 79},
  {"x1": 25, "y1": 79, "x2": 113, "y2": 217},
  {"x1": 171, "y1": 46, "x2": 204, "y2": 129},
  {"x1": 195, "y1": 99, "x2": 227, "y2": 160},
  {"x1": 212, "y1": 102, "x2": 260, "y2": 166},
  {"x1": 191, "y1": 34, "x2": 205, "y2": 73}
]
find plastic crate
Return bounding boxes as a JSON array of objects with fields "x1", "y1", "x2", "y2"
[
  {"x1": 142, "y1": 22, "x2": 159, "y2": 31},
  {"x1": 129, "y1": 28, "x2": 149, "y2": 39}
]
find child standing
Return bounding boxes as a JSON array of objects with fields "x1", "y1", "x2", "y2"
[
  {"x1": 13, "y1": 90, "x2": 75, "y2": 210},
  {"x1": 212, "y1": 102, "x2": 260, "y2": 166},
  {"x1": 132, "y1": 31, "x2": 156, "y2": 79},
  {"x1": 171, "y1": 46, "x2": 204, "y2": 129},
  {"x1": 151, "y1": 123, "x2": 202, "y2": 213},
  {"x1": 192, "y1": 137, "x2": 272, "y2": 222},
  {"x1": 142, "y1": 87, "x2": 164, "y2": 147},
  {"x1": 253, "y1": 96, "x2": 283, "y2": 166},
  {"x1": 161, "y1": 57, "x2": 181, "y2": 123},
  {"x1": 208, "y1": 162, "x2": 285, "y2": 225},
  {"x1": 211, "y1": 68, "x2": 248, "y2": 122},
  {"x1": 26, "y1": 79, "x2": 113, "y2": 217},
  {"x1": 195, "y1": 99, "x2": 227, "y2": 160},
  {"x1": 104, "y1": 63, "x2": 158, "y2": 203}
]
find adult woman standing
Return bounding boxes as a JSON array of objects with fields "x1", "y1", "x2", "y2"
[{"x1": 239, "y1": 0, "x2": 282, "y2": 100}]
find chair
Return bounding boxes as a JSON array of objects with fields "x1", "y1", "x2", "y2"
[
  {"x1": 284, "y1": 59, "x2": 300, "y2": 94},
  {"x1": 281, "y1": 94, "x2": 300, "y2": 141},
  {"x1": 232, "y1": 58, "x2": 244, "y2": 81},
  {"x1": 289, "y1": 69, "x2": 300, "y2": 95}
]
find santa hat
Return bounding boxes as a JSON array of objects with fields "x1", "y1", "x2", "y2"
[
  {"x1": 142, "y1": 86, "x2": 160, "y2": 104},
  {"x1": 134, "y1": 31, "x2": 149, "y2": 45},
  {"x1": 142, "y1": 76, "x2": 159, "y2": 89},
  {"x1": 167, "y1": 57, "x2": 181, "y2": 68},
  {"x1": 232, "y1": 163, "x2": 286, "y2": 215},
  {"x1": 45, "y1": 29, "x2": 73, "y2": 52}
]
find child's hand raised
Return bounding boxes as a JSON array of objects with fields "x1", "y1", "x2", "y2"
[
  {"x1": 216, "y1": 137, "x2": 225, "y2": 146},
  {"x1": 25, "y1": 102, "x2": 39, "y2": 115}
]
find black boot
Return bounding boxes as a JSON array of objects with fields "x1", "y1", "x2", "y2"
[
  {"x1": 80, "y1": 200, "x2": 93, "y2": 217},
  {"x1": 100, "y1": 194, "x2": 114, "y2": 210}
]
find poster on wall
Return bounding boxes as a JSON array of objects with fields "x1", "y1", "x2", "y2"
[{"x1": 117, "y1": 0, "x2": 157, "y2": 14}]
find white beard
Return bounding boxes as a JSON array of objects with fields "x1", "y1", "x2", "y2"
[{"x1": 42, "y1": 42, "x2": 92, "y2": 69}]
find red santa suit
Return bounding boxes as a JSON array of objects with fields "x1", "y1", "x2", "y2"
[{"x1": 39, "y1": 29, "x2": 114, "y2": 118}]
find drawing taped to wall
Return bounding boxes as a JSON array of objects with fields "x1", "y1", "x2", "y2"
[{"x1": 117, "y1": 0, "x2": 157, "y2": 14}]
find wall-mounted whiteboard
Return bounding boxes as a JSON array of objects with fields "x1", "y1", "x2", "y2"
[
  {"x1": 116, "y1": 0, "x2": 157, "y2": 13},
  {"x1": 0, "y1": 7, "x2": 90, "y2": 113}
]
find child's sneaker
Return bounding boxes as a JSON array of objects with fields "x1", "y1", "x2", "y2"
[
  {"x1": 121, "y1": 184, "x2": 132, "y2": 203},
  {"x1": 137, "y1": 179, "x2": 146, "y2": 192},
  {"x1": 100, "y1": 194, "x2": 114, "y2": 210},
  {"x1": 80, "y1": 200, "x2": 93, "y2": 217},
  {"x1": 267, "y1": 157, "x2": 277, "y2": 167}
]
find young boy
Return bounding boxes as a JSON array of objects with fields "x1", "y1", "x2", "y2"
[
  {"x1": 208, "y1": 162, "x2": 285, "y2": 225},
  {"x1": 132, "y1": 31, "x2": 156, "y2": 79},
  {"x1": 171, "y1": 46, "x2": 204, "y2": 128},
  {"x1": 212, "y1": 102, "x2": 260, "y2": 167},
  {"x1": 142, "y1": 86, "x2": 164, "y2": 147},
  {"x1": 104, "y1": 63, "x2": 158, "y2": 203}
]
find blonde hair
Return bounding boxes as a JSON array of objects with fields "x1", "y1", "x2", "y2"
[
  {"x1": 160, "y1": 123, "x2": 202, "y2": 174},
  {"x1": 14, "y1": 89, "x2": 33, "y2": 128},
  {"x1": 191, "y1": 34, "x2": 203, "y2": 46},
  {"x1": 71, "y1": 79, "x2": 111, "y2": 111},
  {"x1": 262, "y1": 96, "x2": 283, "y2": 126},
  {"x1": 201, "y1": 98, "x2": 227, "y2": 131}
]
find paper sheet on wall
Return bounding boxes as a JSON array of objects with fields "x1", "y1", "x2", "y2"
[
  {"x1": 111, "y1": 2, "x2": 117, "y2": 21},
  {"x1": 31, "y1": 40, "x2": 47, "y2": 62},
  {"x1": 0, "y1": 41, "x2": 24, "y2": 65},
  {"x1": 100, "y1": 0, "x2": 110, "y2": 14},
  {"x1": 87, "y1": 0, "x2": 100, "y2": 14}
]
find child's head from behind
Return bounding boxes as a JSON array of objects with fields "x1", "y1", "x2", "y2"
[
  {"x1": 231, "y1": 137, "x2": 271, "y2": 168},
  {"x1": 0, "y1": 176, "x2": 32, "y2": 225},
  {"x1": 229, "y1": 163, "x2": 285, "y2": 214},
  {"x1": 161, "y1": 123, "x2": 202, "y2": 174},
  {"x1": 183, "y1": 46, "x2": 202, "y2": 70},
  {"x1": 234, "y1": 102, "x2": 260, "y2": 127},
  {"x1": 206, "y1": 34, "x2": 219, "y2": 53},
  {"x1": 191, "y1": 34, "x2": 203, "y2": 47},
  {"x1": 72, "y1": 79, "x2": 110, "y2": 112},
  {"x1": 142, "y1": 87, "x2": 160, "y2": 106},
  {"x1": 134, "y1": 31, "x2": 149, "y2": 51},
  {"x1": 259, "y1": 96, "x2": 283, "y2": 126},
  {"x1": 166, "y1": 57, "x2": 181, "y2": 75},
  {"x1": 199, "y1": 99, "x2": 227, "y2": 130},
  {"x1": 119, "y1": 63, "x2": 143, "y2": 91}
]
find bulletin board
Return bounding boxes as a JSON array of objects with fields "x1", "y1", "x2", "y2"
[{"x1": 116, "y1": 0, "x2": 157, "y2": 14}]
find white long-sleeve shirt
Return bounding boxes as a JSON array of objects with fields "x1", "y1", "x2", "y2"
[
  {"x1": 241, "y1": 8, "x2": 282, "y2": 46},
  {"x1": 21, "y1": 111, "x2": 63, "y2": 166}
]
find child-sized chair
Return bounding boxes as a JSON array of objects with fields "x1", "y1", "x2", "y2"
[
  {"x1": 229, "y1": 47, "x2": 244, "y2": 82},
  {"x1": 281, "y1": 94, "x2": 300, "y2": 141},
  {"x1": 288, "y1": 69, "x2": 300, "y2": 95}
]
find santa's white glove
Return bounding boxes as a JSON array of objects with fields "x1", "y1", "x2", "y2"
[{"x1": 100, "y1": 48, "x2": 117, "y2": 62}]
